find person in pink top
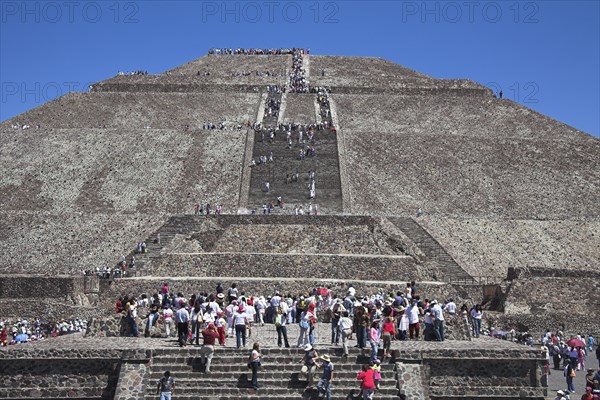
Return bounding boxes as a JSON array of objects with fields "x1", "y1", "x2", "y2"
[
  {"x1": 369, "y1": 321, "x2": 380, "y2": 362},
  {"x1": 357, "y1": 364, "x2": 376, "y2": 399}
]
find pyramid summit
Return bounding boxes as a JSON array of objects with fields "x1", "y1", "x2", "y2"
[{"x1": 0, "y1": 49, "x2": 598, "y2": 399}]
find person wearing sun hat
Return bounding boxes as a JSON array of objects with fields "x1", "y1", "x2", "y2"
[
  {"x1": 316, "y1": 354, "x2": 334, "y2": 400},
  {"x1": 553, "y1": 389, "x2": 567, "y2": 400},
  {"x1": 299, "y1": 343, "x2": 319, "y2": 387}
]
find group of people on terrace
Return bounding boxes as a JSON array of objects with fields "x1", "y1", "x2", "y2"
[
  {"x1": 201, "y1": 120, "x2": 246, "y2": 130},
  {"x1": 0, "y1": 317, "x2": 87, "y2": 346},
  {"x1": 231, "y1": 70, "x2": 284, "y2": 77},
  {"x1": 116, "y1": 70, "x2": 148, "y2": 76},
  {"x1": 116, "y1": 281, "x2": 490, "y2": 348},
  {"x1": 208, "y1": 48, "x2": 308, "y2": 55},
  {"x1": 193, "y1": 202, "x2": 224, "y2": 215}
]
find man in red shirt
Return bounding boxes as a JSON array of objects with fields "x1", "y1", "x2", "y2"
[
  {"x1": 357, "y1": 363, "x2": 376, "y2": 399},
  {"x1": 200, "y1": 323, "x2": 220, "y2": 373}
]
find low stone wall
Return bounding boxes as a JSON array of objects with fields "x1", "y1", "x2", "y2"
[
  {"x1": 0, "y1": 350, "x2": 121, "y2": 400},
  {"x1": 0, "y1": 275, "x2": 82, "y2": 299},
  {"x1": 150, "y1": 253, "x2": 424, "y2": 281}
]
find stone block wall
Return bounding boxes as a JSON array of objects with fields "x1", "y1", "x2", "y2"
[
  {"x1": 0, "y1": 275, "x2": 80, "y2": 298},
  {"x1": 0, "y1": 350, "x2": 121, "y2": 400}
]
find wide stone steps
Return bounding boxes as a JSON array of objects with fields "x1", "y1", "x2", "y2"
[
  {"x1": 248, "y1": 95, "x2": 343, "y2": 213},
  {"x1": 146, "y1": 346, "x2": 401, "y2": 399},
  {"x1": 147, "y1": 370, "x2": 396, "y2": 381},
  {"x1": 143, "y1": 391, "x2": 400, "y2": 400},
  {"x1": 145, "y1": 386, "x2": 400, "y2": 397}
]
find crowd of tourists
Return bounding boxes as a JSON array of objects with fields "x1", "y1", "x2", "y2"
[
  {"x1": 289, "y1": 49, "x2": 308, "y2": 93},
  {"x1": 208, "y1": 48, "x2": 308, "y2": 55},
  {"x1": 231, "y1": 70, "x2": 284, "y2": 77},
  {"x1": 0, "y1": 317, "x2": 87, "y2": 346},
  {"x1": 116, "y1": 281, "x2": 491, "y2": 348},
  {"x1": 116, "y1": 70, "x2": 148, "y2": 76},
  {"x1": 201, "y1": 120, "x2": 247, "y2": 130}
]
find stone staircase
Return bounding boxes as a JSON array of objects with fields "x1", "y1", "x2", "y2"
[
  {"x1": 387, "y1": 217, "x2": 472, "y2": 283},
  {"x1": 126, "y1": 215, "x2": 224, "y2": 275},
  {"x1": 144, "y1": 347, "x2": 401, "y2": 400},
  {"x1": 247, "y1": 125, "x2": 343, "y2": 213},
  {"x1": 246, "y1": 54, "x2": 343, "y2": 214}
]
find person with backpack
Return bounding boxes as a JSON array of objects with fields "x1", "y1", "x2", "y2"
[
  {"x1": 297, "y1": 307, "x2": 311, "y2": 348},
  {"x1": 275, "y1": 306, "x2": 290, "y2": 348}
]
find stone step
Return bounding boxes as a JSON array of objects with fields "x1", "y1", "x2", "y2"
[
  {"x1": 145, "y1": 377, "x2": 397, "y2": 390},
  {"x1": 143, "y1": 392, "x2": 400, "y2": 400},
  {"x1": 0, "y1": 387, "x2": 107, "y2": 399},
  {"x1": 144, "y1": 385, "x2": 400, "y2": 396},
  {"x1": 147, "y1": 370, "x2": 397, "y2": 381}
]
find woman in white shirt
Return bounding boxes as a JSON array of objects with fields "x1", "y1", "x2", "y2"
[{"x1": 470, "y1": 304, "x2": 483, "y2": 338}]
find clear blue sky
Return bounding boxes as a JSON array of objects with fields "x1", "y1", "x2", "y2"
[{"x1": 1, "y1": 0, "x2": 599, "y2": 137}]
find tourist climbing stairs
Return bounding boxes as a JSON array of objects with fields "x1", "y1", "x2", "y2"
[
  {"x1": 145, "y1": 347, "x2": 401, "y2": 399},
  {"x1": 387, "y1": 217, "x2": 472, "y2": 283}
]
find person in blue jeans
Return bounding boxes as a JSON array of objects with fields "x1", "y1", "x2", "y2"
[
  {"x1": 564, "y1": 361, "x2": 576, "y2": 393},
  {"x1": 156, "y1": 370, "x2": 174, "y2": 400},
  {"x1": 316, "y1": 354, "x2": 334, "y2": 400},
  {"x1": 249, "y1": 342, "x2": 261, "y2": 389},
  {"x1": 234, "y1": 306, "x2": 249, "y2": 348}
]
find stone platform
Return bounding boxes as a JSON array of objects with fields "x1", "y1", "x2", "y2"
[{"x1": 0, "y1": 331, "x2": 547, "y2": 400}]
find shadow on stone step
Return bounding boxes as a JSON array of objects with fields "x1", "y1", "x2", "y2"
[
  {"x1": 235, "y1": 373, "x2": 251, "y2": 388},
  {"x1": 190, "y1": 357, "x2": 205, "y2": 372}
]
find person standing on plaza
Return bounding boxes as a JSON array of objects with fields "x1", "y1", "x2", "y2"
[
  {"x1": 275, "y1": 306, "x2": 290, "y2": 348},
  {"x1": 175, "y1": 303, "x2": 190, "y2": 347},
  {"x1": 156, "y1": 370, "x2": 174, "y2": 400},
  {"x1": 431, "y1": 300, "x2": 445, "y2": 341},
  {"x1": 234, "y1": 305, "x2": 250, "y2": 348}
]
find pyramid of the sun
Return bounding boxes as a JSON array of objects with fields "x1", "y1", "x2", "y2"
[{"x1": 1, "y1": 52, "x2": 599, "y2": 331}]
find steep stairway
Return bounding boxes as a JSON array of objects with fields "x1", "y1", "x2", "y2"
[
  {"x1": 246, "y1": 54, "x2": 343, "y2": 214},
  {"x1": 126, "y1": 215, "x2": 225, "y2": 276},
  {"x1": 387, "y1": 217, "x2": 472, "y2": 282},
  {"x1": 145, "y1": 347, "x2": 401, "y2": 400}
]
